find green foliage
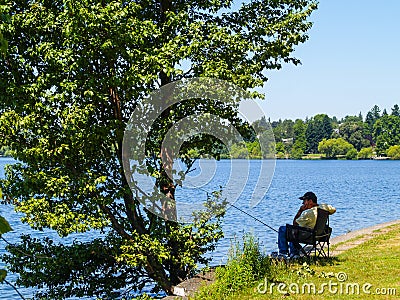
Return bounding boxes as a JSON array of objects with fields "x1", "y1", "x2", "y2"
[
  {"x1": 293, "y1": 119, "x2": 307, "y2": 145},
  {"x1": 373, "y1": 115, "x2": 400, "y2": 154},
  {"x1": 290, "y1": 147, "x2": 304, "y2": 159},
  {"x1": 306, "y1": 114, "x2": 333, "y2": 154},
  {"x1": 392, "y1": 104, "x2": 400, "y2": 117},
  {"x1": 365, "y1": 105, "x2": 382, "y2": 140},
  {"x1": 194, "y1": 233, "x2": 273, "y2": 299},
  {"x1": 248, "y1": 104, "x2": 400, "y2": 159},
  {"x1": 387, "y1": 145, "x2": 400, "y2": 159},
  {"x1": 334, "y1": 120, "x2": 370, "y2": 151},
  {"x1": 246, "y1": 141, "x2": 262, "y2": 159},
  {"x1": 228, "y1": 140, "x2": 264, "y2": 159},
  {"x1": 318, "y1": 138, "x2": 355, "y2": 159},
  {"x1": 358, "y1": 147, "x2": 374, "y2": 159},
  {"x1": 0, "y1": 215, "x2": 12, "y2": 235},
  {"x1": 275, "y1": 142, "x2": 285, "y2": 157},
  {"x1": 0, "y1": 0, "x2": 317, "y2": 297},
  {"x1": 230, "y1": 142, "x2": 249, "y2": 159},
  {"x1": 272, "y1": 119, "x2": 294, "y2": 142},
  {"x1": 0, "y1": 19, "x2": 8, "y2": 57},
  {"x1": 345, "y1": 148, "x2": 358, "y2": 160},
  {"x1": 134, "y1": 293, "x2": 153, "y2": 300}
]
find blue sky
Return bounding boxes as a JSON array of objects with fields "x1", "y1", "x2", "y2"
[{"x1": 257, "y1": 0, "x2": 400, "y2": 122}]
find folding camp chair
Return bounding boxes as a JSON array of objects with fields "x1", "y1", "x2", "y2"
[{"x1": 286, "y1": 208, "x2": 332, "y2": 258}]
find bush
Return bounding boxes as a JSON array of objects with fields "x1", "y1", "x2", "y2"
[
  {"x1": 387, "y1": 145, "x2": 400, "y2": 159},
  {"x1": 346, "y1": 148, "x2": 358, "y2": 160},
  {"x1": 194, "y1": 234, "x2": 272, "y2": 299},
  {"x1": 318, "y1": 138, "x2": 355, "y2": 159},
  {"x1": 357, "y1": 147, "x2": 373, "y2": 159},
  {"x1": 290, "y1": 148, "x2": 304, "y2": 160}
]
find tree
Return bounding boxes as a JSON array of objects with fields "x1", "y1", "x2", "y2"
[
  {"x1": 364, "y1": 105, "x2": 382, "y2": 146},
  {"x1": 373, "y1": 115, "x2": 400, "y2": 154},
  {"x1": 252, "y1": 116, "x2": 269, "y2": 133},
  {"x1": 336, "y1": 119, "x2": 370, "y2": 151},
  {"x1": 357, "y1": 147, "x2": 374, "y2": 159},
  {"x1": 0, "y1": 0, "x2": 317, "y2": 298},
  {"x1": 291, "y1": 119, "x2": 307, "y2": 158},
  {"x1": 318, "y1": 138, "x2": 355, "y2": 159},
  {"x1": 387, "y1": 145, "x2": 400, "y2": 159},
  {"x1": 391, "y1": 104, "x2": 400, "y2": 117},
  {"x1": 275, "y1": 141, "x2": 286, "y2": 158},
  {"x1": 246, "y1": 141, "x2": 262, "y2": 159},
  {"x1": 345, "y1": 148, "x2": 358, "y2": 160},
  {"x1": 371, "y1": 105, "x2": 381, "y2": 120},
  {"x1": 230, "y1": 142, "x2": 249, "y2": 159},
  {"x1": 305, "y1": 114, "x2": 333, "y2": 153}
]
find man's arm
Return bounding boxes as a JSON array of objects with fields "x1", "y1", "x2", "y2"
[{"x1": 293, "y1": 206, "x2": 307, "y2": 225}]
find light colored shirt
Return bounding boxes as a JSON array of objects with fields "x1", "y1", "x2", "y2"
[{"x1": 296, "y1": 203, "x2": 336, "y2": 229}]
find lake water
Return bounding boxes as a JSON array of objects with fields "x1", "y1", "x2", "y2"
[{"x1": 1, "y1": 158, "x2": 400, "y2": 298}]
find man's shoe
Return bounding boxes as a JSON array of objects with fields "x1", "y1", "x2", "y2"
[
  {"x1": 270, "y1": 252, "x2": 289, "y2": 260},
  {"x1": 270, "y1": 251, "x2": 279, "y2": 258},
  {"x1": 277, "y1": 253, "x2": 289, "y2": 260}
]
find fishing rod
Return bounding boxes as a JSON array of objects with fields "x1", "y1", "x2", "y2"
[
  {"x1": 230, "y1": 203, "x2": 278, "y2": 233},
  {"x1": 192, "y1": 186, "x2": 279, "y2": 233}
]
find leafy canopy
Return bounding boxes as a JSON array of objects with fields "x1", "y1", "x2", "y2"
[{"x1": 0, "y1": 0, "x2": 317, "y2": 298}]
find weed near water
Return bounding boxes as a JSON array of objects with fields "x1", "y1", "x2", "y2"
[{"x1": 193, "y1": 233, "x2": 290, "y2": 299}]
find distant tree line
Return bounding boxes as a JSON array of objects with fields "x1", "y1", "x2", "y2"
[{"x1": 226, "y1": 104, "x2": 400, "y2": 159}]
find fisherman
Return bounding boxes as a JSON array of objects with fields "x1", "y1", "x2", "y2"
[{"x1": 273, "y1": 191, "x2": 336, "y2": 259}]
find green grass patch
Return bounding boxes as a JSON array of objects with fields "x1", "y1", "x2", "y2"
[
  {"x1": 193, "y1": 233, "x2": 281, "y2": 299},
  {"x1": 195, "y1": 224, "x2": 400, "y2": 300}
]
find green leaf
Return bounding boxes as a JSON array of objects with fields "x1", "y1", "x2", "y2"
[
  {"x1": 0, "y1": 216, "x2": 12, "y2": 235},
  {"x1": 0, "y1": 269, "x2": 6, "y2": 283}
]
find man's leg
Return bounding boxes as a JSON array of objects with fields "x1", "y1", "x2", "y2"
[
  {"x1": 289, "y1": 242, "x2": 300, "y2": 256},
  {"x1": 278, "y1": 225, "x2": 289, "y2": 255}
]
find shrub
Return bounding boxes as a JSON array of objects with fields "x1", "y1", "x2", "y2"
[
  {"x1": 290, "y1": 148, "x2": 304, "y2": 160},
  {"x1": 346, "y1": 148, "x2": 358, "y2": 160},
  {"x1": 318, "y1": 138, "x2": 354, "y2": 159},
  {"x1": 387, "y1": 145, "x2": 400, "y2": 159},
  {"x1": 357, "y1": 147, "x2": 373, "y2": 159},
  {"x1": 194, "y1": 234, "x2": 272, "y2": 299}
]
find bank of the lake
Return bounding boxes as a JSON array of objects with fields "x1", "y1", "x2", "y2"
[
  {"x1": 1, "y1": 158, "x2": 400, "y2": 299},
  {"x1": 192, "y1": 221, "x2": 400, "y2": 300},
  {"x1": 164, "y1": 219, "x2": 400, "y2": 299}
]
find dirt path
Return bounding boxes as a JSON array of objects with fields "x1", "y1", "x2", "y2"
[
  {"x1": 162, "y1": 219, "x2": 400, "y2": 299},
  {"x1": 329, "y1": 219, "x2": 400, "y2": 256}
]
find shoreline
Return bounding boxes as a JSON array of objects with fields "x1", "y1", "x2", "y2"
[
  {"x1": 162, "y1": 219, "x2": 400, "y2": 299},
  {"x1": 330, "y1": 219, "x2": 400, "y2": 255}
]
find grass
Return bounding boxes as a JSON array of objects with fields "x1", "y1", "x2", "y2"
[{"x1": 194, "y1": 224, "x2": 400, "y2": 300}]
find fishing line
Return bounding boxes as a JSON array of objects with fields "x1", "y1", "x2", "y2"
[
  {"x1": 177, "y1": 176, "x2": 278, "y2": 233},
  {"x1": 230, "y1": 203, "x2": 278, "y2": 233}
]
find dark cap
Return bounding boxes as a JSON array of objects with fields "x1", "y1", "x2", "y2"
[{"x1": 299, "y1": 191, "x2": 317, "y2": 202}]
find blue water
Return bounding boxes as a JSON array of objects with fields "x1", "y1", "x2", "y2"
[{"x1": 1, "y1": 158, "x2": 399, "y2": 298}]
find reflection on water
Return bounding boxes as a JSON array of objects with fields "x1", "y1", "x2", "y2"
[{"x1": 1, "y1": 158, "x2": 400, "y2": 298}]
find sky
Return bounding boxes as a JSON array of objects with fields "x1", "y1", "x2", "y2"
[{"x1": 256, "y1": 0, "x2": 400, "y2": 122}]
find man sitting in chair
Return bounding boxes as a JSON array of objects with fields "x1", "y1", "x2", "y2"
[{"x1": 274, "y1": 191, "x2": 336, "y2": 259}]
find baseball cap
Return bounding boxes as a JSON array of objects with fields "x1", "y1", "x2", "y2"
[{"x1": 299, "y1": 191, "x2": 317, "y2": 202}]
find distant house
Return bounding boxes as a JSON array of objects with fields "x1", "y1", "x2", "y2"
[{"x1": 282, "y1": 138, "x2": 293, "y2": 144}]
